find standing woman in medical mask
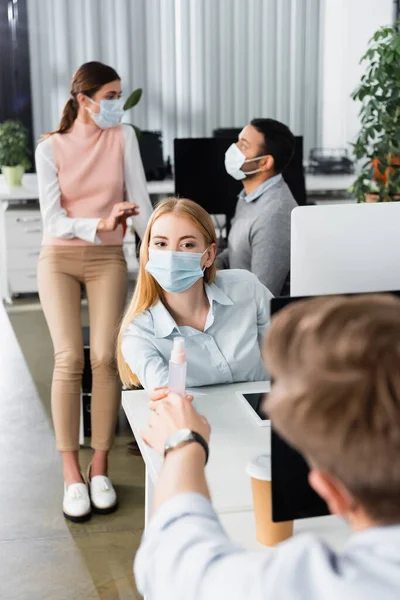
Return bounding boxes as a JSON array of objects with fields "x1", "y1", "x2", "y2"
[
  {"x1": 117, "y1": 197, "x2": 273, "y2": 392},
  {"x1": 36, "y1": 62, "x2": 153, "y2": 522}
]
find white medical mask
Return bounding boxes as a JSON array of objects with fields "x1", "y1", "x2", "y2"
[
  {"x1": 145, "y1": 248, "x2": 209, "y2": 293},
  {"x1": 85, "y1": 97, "x2": 125, "y2": 129},
  {"x1": 225, "y1": 143, "x2": 266, "y2": 180}
]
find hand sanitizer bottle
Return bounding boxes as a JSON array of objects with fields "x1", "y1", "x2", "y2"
[{"x1": 168, "y1": 337, "x2": 187, "y2": 396}]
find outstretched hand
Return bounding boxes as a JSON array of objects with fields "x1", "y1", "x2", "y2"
[
  {"x1": 97, "y1": 202, "x2": 140, "y2": 232},
  {"x1": 148, "y1": 387, "x2": 194, "y2": 411},
  {"x1": 142, "y1": 391, "x2": 210, "y2": 456}
]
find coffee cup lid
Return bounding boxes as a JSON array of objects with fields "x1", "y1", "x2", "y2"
[{"x1": 246, "y1": 454, "x2": 271, "y2": 481}]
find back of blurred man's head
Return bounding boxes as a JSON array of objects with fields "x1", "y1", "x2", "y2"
[{"x1": 264, "y1": 294, "x2": 400, "y2": 524}]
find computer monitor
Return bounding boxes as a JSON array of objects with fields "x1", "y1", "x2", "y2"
[
  {"x1": 174, "y1": 136, "x2": 306, "y2": 225},
  {"x1": 138, "y1": 130, "x2": 165, "y2": 181},
  {"x1": 213, "y1": 128, "x2": 242, "y2": 139},
  {"x1": 174, "y1": 138, "x2": 241, "y2": 225},
  {"x1": 291, "y1": 203, "x2": 400, "y2": 296},
  {"x1": 270, "y1": 290, "x2": 400, "y2": 522},
  {"x1": 213, "y1": 129, "x2": 307, "y2": 207},
  {"x1": 270, "y1": 295, "x2": 329, "y2": 521},
  {"x1": 283, "y1": 136, "x2": 306, "y2": 207}
]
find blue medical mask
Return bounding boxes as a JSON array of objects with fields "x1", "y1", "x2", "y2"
[
  {"x1": 86, "y1": 97, "x2": 125, "y2": 129},
  {"x1": 225, "y1": 143, "x2": 266, "y2": 180},
  {"x1": 145, "y1": 248, "x2": 209, "y2": 293}
]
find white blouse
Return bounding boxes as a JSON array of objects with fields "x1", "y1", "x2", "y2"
[{"x1": 35, "y1": 124, "x2": 153, "y2": 243}]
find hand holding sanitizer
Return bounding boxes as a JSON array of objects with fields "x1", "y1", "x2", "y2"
[{"x1": 168, "y1": 337, "x2": 187, "y2": 396}]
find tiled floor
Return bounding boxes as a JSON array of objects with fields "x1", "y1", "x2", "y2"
[{"x1": 1, "y1": 300, "x2": 145, "y2": 600}]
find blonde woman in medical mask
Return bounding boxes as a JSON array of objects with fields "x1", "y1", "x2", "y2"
[
  {"x1": 117, "y1": 198, "x2": 273, "y2": 393},
  {"x1": 36, "y1": 61, "x2": 153, "y2": 522}
]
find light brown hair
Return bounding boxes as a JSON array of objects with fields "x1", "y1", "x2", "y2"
[
  {"x1": 43, "y1": 61, "x2": 120, "y2": 137},
  {"x1": 264, "y1": 294, "x2": 400, "y2": 524},
  {"x1": 117, "y1": 197, "x2": 217, "y2": 388}
]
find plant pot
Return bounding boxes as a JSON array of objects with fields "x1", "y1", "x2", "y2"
[
  {"x1": 1, "y1": 165, "x2": 25, "y2": 187},
  {"x1": 365, "y1": 192, "x2": 400, "y2": 203}
]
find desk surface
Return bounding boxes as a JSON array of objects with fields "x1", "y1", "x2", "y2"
[
  {"x1": 0, "y1": 174, "x2": 39, "y2": 201},
  {"x1": 123, "y1": 381, "x2": 270, "y2": 514},
  {"x1": 146, "y1": 179, "x2": 174, "y2": 195},
  {"x1": 122, "y1": 381, "x2": 350, "y2": 549},
  {"x1": 0, "y1": 172, "x2": 354, "y2": 202},
  {"x1": 305, "y1": 173, "x2": 354, "y2": 193},
  {"x1": 0, "y1": 173, "x2": 174, "y2": 201}
]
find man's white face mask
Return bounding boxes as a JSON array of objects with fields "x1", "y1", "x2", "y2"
[{"x1": 224, "y1": 143, "x2": 266, "y2": 181}]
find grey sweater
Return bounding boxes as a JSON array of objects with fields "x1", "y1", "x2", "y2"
[{"x1": 215, "y1": 177, "x2": 298, "y2": 296}]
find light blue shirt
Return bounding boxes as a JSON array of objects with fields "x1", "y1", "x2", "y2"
[
  {"x1": 240, "y1": 173, "x2": 283, "y2": 204},
  {"x1": 135, "y1": 493, "x2": 400, "y2": 600},
  {"x1": 122, "y1": 270, "x2": 272, "y2": 390}
]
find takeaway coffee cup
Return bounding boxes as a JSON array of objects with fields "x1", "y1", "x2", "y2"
[{"x1": 246, "y1": 454, "x2": 294, "y2": 546}]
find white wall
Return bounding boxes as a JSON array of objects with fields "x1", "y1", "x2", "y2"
[{"x1": 321, "y1": 0, "x2": 394, "y2": 151}]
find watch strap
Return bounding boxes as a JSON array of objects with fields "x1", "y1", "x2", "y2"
[{"x1": 164, "y1": 430, "x2": 209, "y2": 465}]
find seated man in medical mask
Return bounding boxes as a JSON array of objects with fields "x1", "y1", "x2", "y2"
[{"x1": 217, "y1": 118, "x2": 297, "y2": 296}]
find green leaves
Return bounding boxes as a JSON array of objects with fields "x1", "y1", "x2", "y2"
[
  {"x1": 377, "y1": 160, "x2": 386, "y2": 175},
  {"x1": 123, "y1": 88, "x2": 143, "y2": 111},
  {"x1": 122, "y1": 89, "x2": 143, "y2": 136},
  {"x1": 0, "y1": 120, "x2": 31, "y2": 168},
  {"x1": 133, "y1": 125, "x2": 142, "y2": 139},
  {"x1": 124, "y1": 123, "x2": 142, "y2": 140},
  {"x1": 351, "y1": 21, "x2": 400, "y2": 202}
]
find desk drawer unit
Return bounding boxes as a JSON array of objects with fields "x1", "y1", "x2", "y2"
[
  {"x1": 6, "y1": 209, "x2": 42, "y2": 248},
  {"x1": 5, "y1": 208, "x2": 42, "y2": 294},
  {"x1": 8, "y1": 270, "x2": 38, "y2": 293},
  {"x1": 7, "y1": 246, "x2": 41, "y2": 271}
]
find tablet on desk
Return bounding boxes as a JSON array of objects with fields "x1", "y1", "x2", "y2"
[{"x1": 236, "y1": 392, "x2": 270, "y2": 426}]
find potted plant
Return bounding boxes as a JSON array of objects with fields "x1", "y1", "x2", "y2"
[
  {"x1": 122, "y1": 87, "x2": 143, "y2": 239},
  {"x1": 0, "y1": 120, "x2": 31, "y2": 187},
  {"x1": 123, "y1": 88, "x2": 143, "y2": 138},
  {"x1": 351, "y1": 22, "x2": 400, "y2": 202}
]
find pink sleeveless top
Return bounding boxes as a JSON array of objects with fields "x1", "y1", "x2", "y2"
[{"x1": 42, "y1": 120, "x2": 125, "y2": 246}]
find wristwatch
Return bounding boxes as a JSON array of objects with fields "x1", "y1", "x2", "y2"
[{"x1": 164, "y1": 428, "x2": 209, "y2": 465}]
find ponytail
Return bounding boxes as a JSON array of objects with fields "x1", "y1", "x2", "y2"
[{"x1": 41, "y1": 97, "x2": 78, "y2": 138}]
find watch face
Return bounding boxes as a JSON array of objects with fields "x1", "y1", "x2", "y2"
[{"x1": 166, "y1": 428, "x2": 192, "y2": 450}]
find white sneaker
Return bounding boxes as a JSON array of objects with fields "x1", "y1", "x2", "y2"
[
  {"x1": 63, "y1": 482, "x2": 91, "y2": 522},
  {"x1": 89, "y1": 475, "x2": 118, "y2": 514}
]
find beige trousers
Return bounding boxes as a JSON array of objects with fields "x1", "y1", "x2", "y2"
[{"x1": 37, "y1": 246, "x2": 128, "y2": 451}]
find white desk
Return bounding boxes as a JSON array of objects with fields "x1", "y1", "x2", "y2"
[
  {"x1": 122, "y1": 381, "x2": 350, "y2": 551},
  {"x1": 0, "y1": 172, "x2": 356, "y2": 301},
  {"x1": 0, "y1": 173, "x2": 174, "y2": 200},
  {"x1": 0, "y1": 172, "x2": 354, "y2": 200},
  {"x1": 148, "y1": 174, "x2": 354, "y2": 196},
  {"x1": 146, "y1": 179, "x2": 174, "y2": 196},
  {"x1": 0, "y1": 173, "x2": 40, "y2": 201},
  {"x1": 305, "y1": 173, "x2": 354, "y2": 194}
]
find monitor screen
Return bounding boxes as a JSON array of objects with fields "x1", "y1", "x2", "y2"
[
  {"x1": 291, "y1": 203, "x2": 400, "y2": 296},
  {"x1": 138, "y1": 130, "x2": 165, "y2": 181},
  {"x1": 175, "y1": 134, "x2": 306, "y2": 217},
  {"x1": 213, "y1": 128, "x2": 242, "y2": 139},
  {"x1": 242, "y1": 392, "x2": 269, "y2": 421},
  {"x1": 269, "y1": 292, "x2": 400, "y2": 522},
  {"x1": 174, "y1": 138, "x2": 241, "y2": 223},
  {"x1": 270, "y1": 295, "x2": 330, "y2": 522},
  {"x1": 283, "y1": 136, "x2": 306, "y2": 207}
]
